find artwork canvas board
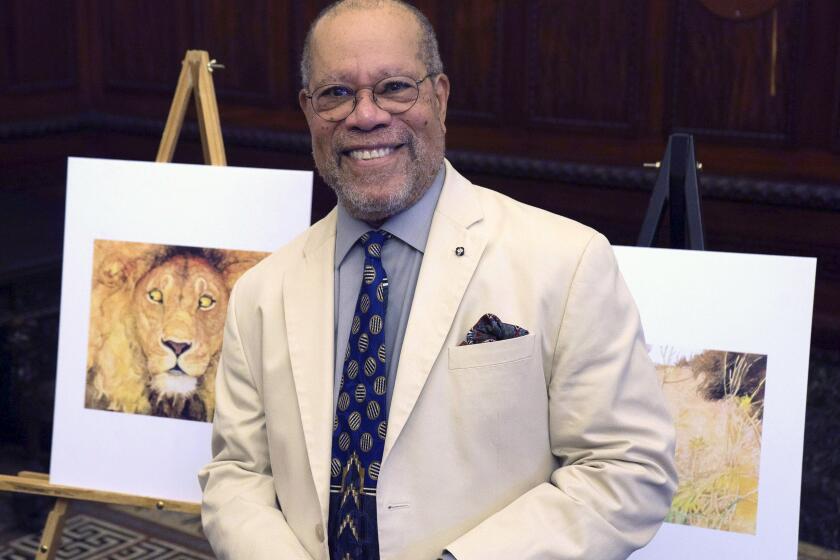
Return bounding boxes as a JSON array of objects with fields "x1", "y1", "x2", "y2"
[
  {"x1": 616, "y1": 247, "x2": 816, "y2": 560},
  {"x1": 50, "y1": 157, "x2": 313, "y2": 503}
]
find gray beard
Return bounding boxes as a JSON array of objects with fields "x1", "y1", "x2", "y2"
[{"x1": 315, "y1": 137, "x2": 444, "y2": 223}]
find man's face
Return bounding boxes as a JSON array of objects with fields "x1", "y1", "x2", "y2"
[{"x1": 299, "y1": 6, "x2": 450, "y2": 223}]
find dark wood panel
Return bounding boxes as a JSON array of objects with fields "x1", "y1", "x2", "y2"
[
  {"x1": 290, "y1": 0, "x2": 332, "y2": 91},
  {"x1": 792, "y1": 1, "x2": 839, "y2": 150},
  {"x1": 834, "y1": 30, "x2": 840, "y2": 151},
  {"x1": 0, "y1": 2, "x2": 10, "y2": 90},
  {"x1": 100, "y1": 0, "x2": 193, "y2": 93},
  {"x1": 195, "y1": 0, "x2": 281, "y2": 104},
  {"x1": 669, "y1": 0, "x2": 802, "y2": 143},
  {"x1": 435, "y1": 0, "x2": 504, "y2": 122},
  {"x1": 0, "y1": 0, "x2": 76, "y2": 93},
  {"x1": 526, "y1": 0, "x2": 643, "y2": 133}
]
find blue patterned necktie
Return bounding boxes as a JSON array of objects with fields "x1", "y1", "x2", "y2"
[{"x1": 329, "y1": 230, "x2": 391, "y2": 560}]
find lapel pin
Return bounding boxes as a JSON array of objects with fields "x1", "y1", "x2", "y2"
[{"x1": 455, "y1": 246, "x2": 465, "y2": 257}]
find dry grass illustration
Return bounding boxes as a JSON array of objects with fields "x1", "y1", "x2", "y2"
[
  {"x1": 85, "y1": 239, "x2": 268, "y2": 422},
  {"x1": 654, "y1": 346, "x2": 767, "y2": 534}
]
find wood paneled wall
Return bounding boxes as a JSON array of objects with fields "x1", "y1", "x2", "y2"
[
  {"x1": 1, "y1": 2, "x2": 838, "y2": 325},
  {"x1": 2, "y1": 0, "x2": 839, "y2": 344},
  {"x1": 2, "y1": 1, "x2": 839, "y2": 160}
]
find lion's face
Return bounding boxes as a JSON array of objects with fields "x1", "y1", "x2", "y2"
[{"x1": 131, "y1": 255, "x2": 227, "y2": 397}]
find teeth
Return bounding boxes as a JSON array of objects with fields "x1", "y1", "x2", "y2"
[{"x1": 348, "y1": 147, "x2": 395, "y2": 161}]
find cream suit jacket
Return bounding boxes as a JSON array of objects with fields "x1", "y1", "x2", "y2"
[{"x1": 199, "y1": 160, "x2": 677, "y2": 560}]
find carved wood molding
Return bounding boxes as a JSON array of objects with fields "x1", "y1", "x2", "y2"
[
  {"x1": 447, "y1": 148, "x2": 840, "y2": 212},
  {"x1": 0, "y1": 113, "x2": 838, "y2": 212},
  {"x1": 0, "y1": 113, "x2": 89, "y2": 138}
]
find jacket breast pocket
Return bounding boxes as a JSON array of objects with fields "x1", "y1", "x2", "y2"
[
  {"x1": 447, "y1": 332, "x2": 536, "y2": 372},
  {"x1": 446, "y1": 333, "x2": 547, "y2": 463}
]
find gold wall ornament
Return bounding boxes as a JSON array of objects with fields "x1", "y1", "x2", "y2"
[{"x1": 698, "y1": 0, "x2": 779, "y2": 20}]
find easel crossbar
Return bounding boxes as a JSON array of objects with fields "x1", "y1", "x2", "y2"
[{"x1": 0, "y1": 472, "x2": 200, "y2": 514}]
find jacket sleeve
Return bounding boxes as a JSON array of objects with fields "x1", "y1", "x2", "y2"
[
  {"x1": 198, "y1": 283, "x2": 313, "y2": 560},
  {"x1": 445, "y1": 233, "x2": 678, "y2": 559}
]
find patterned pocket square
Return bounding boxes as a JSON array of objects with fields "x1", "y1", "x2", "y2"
[{"x1": 458, "y1": 313, "x2": 529, "y2": 346}]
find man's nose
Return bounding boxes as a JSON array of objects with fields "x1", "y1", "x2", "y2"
[{"x1": 344, "y1": 90, "x2": 391, "y2": 130}]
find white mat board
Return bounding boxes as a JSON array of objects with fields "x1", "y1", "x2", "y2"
[{"x1": 616, "y1": 246, "x2": 816, "y2": 560}]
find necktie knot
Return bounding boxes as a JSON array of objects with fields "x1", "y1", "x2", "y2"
[{"x1": 359, "y1": 230, "x2": 389, "y2": 260}]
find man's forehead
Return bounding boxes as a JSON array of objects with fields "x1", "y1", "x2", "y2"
[{"x1": 309, "y1": 5, "x2": 423, "y2": 83}]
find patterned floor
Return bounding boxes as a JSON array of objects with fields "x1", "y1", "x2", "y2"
[
  {"x1": 0, "y1": 513, "x2": 212, "y2": 560},
  {"x1": 0, "y1": 497, "x2": 837, "y2": 560}
]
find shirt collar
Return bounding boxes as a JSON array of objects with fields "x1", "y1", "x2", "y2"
[{"x1": 335, "y1": 165, "x2": 446, "y2": 267}]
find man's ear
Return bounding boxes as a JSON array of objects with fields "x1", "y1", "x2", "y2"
[
  {"x1": 299, "y1": 88, "x2": 319, "y2": 128},
  {"x1": 298, "y1": 89, "x2": 310, "y2": 114},
  {"x1": 433, "y1": 73, "x2": 450, "y2": 131}
]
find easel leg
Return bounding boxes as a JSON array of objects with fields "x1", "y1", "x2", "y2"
[{"x1": 36, "y1": 498, "x2": 70, "y2": 560}]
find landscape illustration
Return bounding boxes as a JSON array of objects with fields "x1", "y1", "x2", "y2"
[{"x1": 652, "y1": 345, "x2": 768, "y2": 534}]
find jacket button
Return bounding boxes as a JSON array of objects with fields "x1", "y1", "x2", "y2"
[{"x1": 316, "y1": 523, "x2": 325, "y2": 542}]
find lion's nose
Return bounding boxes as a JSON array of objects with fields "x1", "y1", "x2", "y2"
[{"x1": 163, "y1": 339, "x2": 192, "y2": 356}]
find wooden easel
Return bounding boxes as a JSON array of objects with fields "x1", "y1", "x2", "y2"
[
  {"x1": 157, "y1": 49, "x2": 227, "y2": 165},
  {"x1": 0, "y1": 49, "x2": 226, "y2": 559}
]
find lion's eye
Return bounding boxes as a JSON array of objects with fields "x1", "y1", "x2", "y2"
[
  {"x1": 198, "y1": 294, "x2": 216, "y2": 310},
  {"x1": 147, "y1": 288, "x2": 163, "y2": 304}
]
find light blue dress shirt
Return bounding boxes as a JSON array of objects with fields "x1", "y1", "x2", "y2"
[{"x1": 332, "y1": 165, "x2": 445, "y2": 415}]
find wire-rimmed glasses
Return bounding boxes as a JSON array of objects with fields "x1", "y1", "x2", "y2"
[{"x1": 305, "y1": 74, "x2": 436, "y2": 122}]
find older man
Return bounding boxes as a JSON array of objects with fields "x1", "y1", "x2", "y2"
[{"x1": 199, "y1": 1, "x2": 677, "y2": 559}]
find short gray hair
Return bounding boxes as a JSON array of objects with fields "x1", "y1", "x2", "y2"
[{"x1": 299, "y1": 0, "x2": 444, "y2": 89}]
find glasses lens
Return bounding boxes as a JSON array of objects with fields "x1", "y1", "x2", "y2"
[
  {"x1": 374, "y1": 76, "x2": 420, "y2": 113},
  {"x1": 312, "y1": 84, "x2": 355, "y2": 121}
]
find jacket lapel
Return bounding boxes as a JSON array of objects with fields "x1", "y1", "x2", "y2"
[
  {"x1": 283, "y1": 210, "x2": 337, "y2": 524},
  {"x1": 383, "y1": 161, "x2": 487, "y2": 461}
]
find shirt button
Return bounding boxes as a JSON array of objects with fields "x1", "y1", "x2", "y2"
[{"x1": 315, "y1": 523, "x2": 325, "y2": 542}]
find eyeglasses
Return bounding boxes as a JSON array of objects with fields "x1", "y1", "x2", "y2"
[{"x1": 305, "y1": 74, "x2": 436, "y2": 122}]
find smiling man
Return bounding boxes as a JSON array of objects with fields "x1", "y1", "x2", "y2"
[
  {"x1": 300, "y1": 1, "x2": 449, "y2": 225},
  {"x1": 199, "y1": 2, "x2": 677, "y2": 560}
]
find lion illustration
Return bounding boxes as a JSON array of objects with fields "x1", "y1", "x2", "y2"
[{"x1": 85, "y1": 240, "x2": 268, "y2": 422}]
